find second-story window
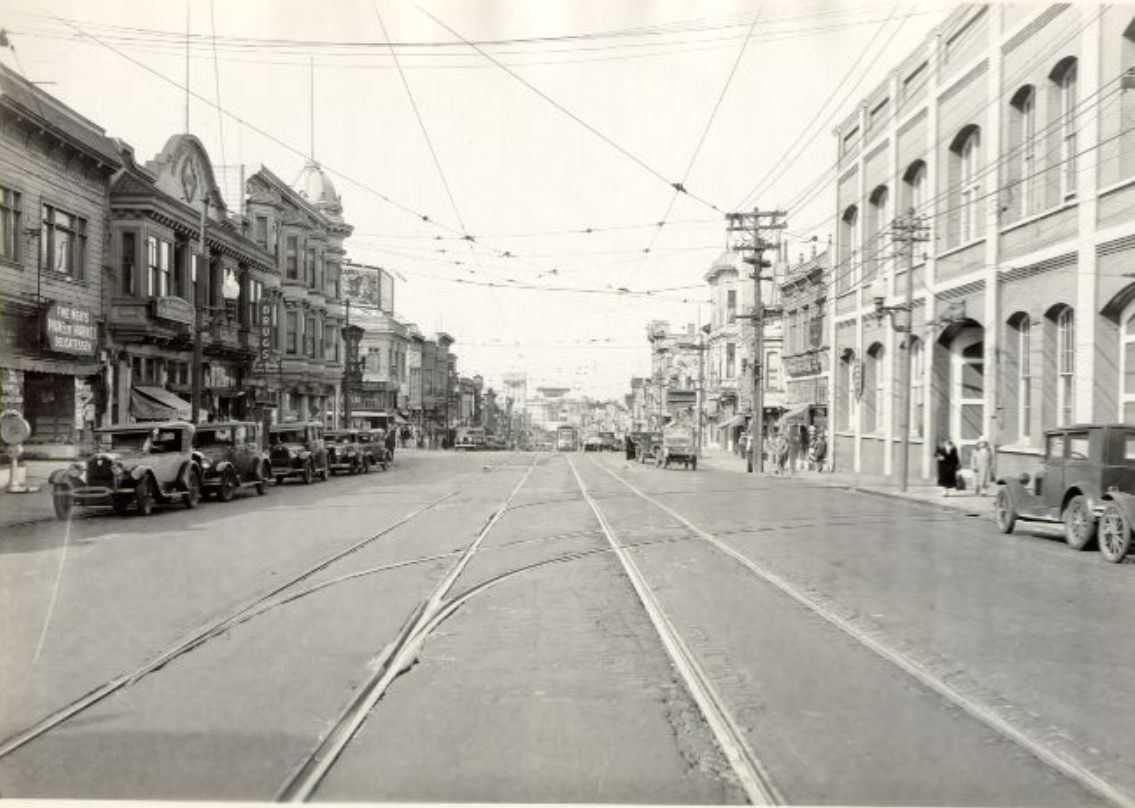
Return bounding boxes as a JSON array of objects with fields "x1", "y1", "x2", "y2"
[
  {"x1": 285, "y1": 311, "x2": 298, "y2": 355},
  {"x1": 1, "y1": 187, "x2": 21, "y2": 263},
  {"x1": 305, "y1": 246, "x2": 316, "y2": 288},
  {"x1": 1010, "y1": 86, "x2": 1037, "y2": 217},
  {"x1": 254, "y1": 215, "x2": 268, "y2": 248},
  {"x1": 867, "y1": 185, "x2": 889, "y2": 282},
  {"x1": 304, "y1": 314, "x2": 316, "y2": 358},
  {"x1": 1057, "y1": 59, "x2": 1078, "y2": 199},
  {"x1": 285, "y1": 235, "x2": 298, "y2": 280},
  {"x1": 953, "y1": 127, "x2": 982, "y2": 243},
  {"x1": 147, "y1": 235, "x2": 171, "y2": 297},
  {"x1": 726, "y1": 289, "x2": 736, "y2": 322},
  {"x1": 121, "y1": 231, "x2": 137, "y2": 295},
  {"x1": 42, "y1": 204, "x2": 87, "y2": 280},
  {"x1": 726, "y1": 342, "x2": 736, "y2": 378},
  {"x1": 839, "y1": 205, "x2": 859, "y2": 293}
]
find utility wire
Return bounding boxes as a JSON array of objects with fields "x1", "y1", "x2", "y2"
[
  {"x1": 208, "y1": 0, "x2": 227, "y2": 180},
  {"x1": 410, "y1": 0, "x2": 722, "y2": 214}
]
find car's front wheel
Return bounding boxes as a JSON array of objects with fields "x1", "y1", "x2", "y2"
[
  {"x1": 184, "y1": 470, "x2": 201, "y2": 509},
  {"x1": 1064, "y1": 495, "x2": 1097, "y2": 550},
  {"x1": 1099, "y1": 502, "x2": 1132, "y2": 564},
  {"x1": 52, "y1": 484, "x2": 73, "y2": 520},
  {"x1": 219, "y1": 469, "x2": 238, "y2": 502},
  {"x1": 135, "y1": 476, "x2": 155, "y2": 516},
  {"x1": 994, "y1": 487, "x2": 1017, "y2": 534},
  {"x1": 302, "y1": 461, "x2": 314, "y2": 485}
]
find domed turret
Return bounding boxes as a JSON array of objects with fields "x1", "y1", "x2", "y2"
[{"x1": 293, "y1": 160, "x2": 343, "y2": 222}]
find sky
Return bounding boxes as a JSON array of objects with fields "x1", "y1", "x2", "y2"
[{"x1": 1, "y1": 0, "x2": 949, "y2": 399}]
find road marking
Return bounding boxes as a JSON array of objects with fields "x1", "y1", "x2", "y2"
[
  {"x1": 568, "y1": 456, "x2": 780, "y2": 806},
  {"x1": 595, "y1": 458, "x2": 1135, "y2": 808}
]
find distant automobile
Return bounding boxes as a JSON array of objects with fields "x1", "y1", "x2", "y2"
[
  {"x1": 598, "y1": 431, "x2": 619, "y2": 451},
  {"x1": 270, "y1": 422, "x2": 329, "y2": 485},
  {"x1": 995, "y1": 423, "x2": 1135, "y2": 563},
  {"x1": 50, "y1": 421, "x2": 202, "y2": 518},
  {"x1": 325, "y1": 429, "x2": 369, "y2": 475},
  {"x1": 357, "y1": 429, "x2": 391, "y2": 470},
  {"x1": 195, "y1": 421, "x2": 272, "y2": 500}
]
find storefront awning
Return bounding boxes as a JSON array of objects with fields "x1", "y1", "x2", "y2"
[
  {"x1": 131, "y1": 386, "x2": 191, "y2": 421},
  {"x1": 392, "y1": 412, "x2": 409, "y2": 424},
  {"x1": 779, "y1": 403, "x2": 811, "y2": 422},
  {"x1": 722, "y1": 413, "x2": 749, "y2": 429}
]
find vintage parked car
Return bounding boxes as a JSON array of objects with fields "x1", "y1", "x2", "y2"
[
  {"x1": 325, "y1": 429, "x2": 370, "y2": 475},
  {"x1": 358, "y1": 429, "x2": 391, "y2": 470},
  {"x1": 194, "y1": 421, "x2": 272, "y2": 500},
  {"x1": 269, "y1": 422, "x2": 329, "y2": 485},
  {"x1": 49, "y1": 421, "x2": 202, "y2": 518},
  {"x1": 659, "y1": 425, "x2": 697, "y2": 470},
  {"x1": 994, "y1": 423, "x2": 1135, "y2": 563},
  {"x1": 583, "y1": 435, "x2": 604, "y2": 452}
]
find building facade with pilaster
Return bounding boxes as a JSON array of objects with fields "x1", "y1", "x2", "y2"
[{"x1": 830, "y1": 4, "x2": 1135, "y2": 482}]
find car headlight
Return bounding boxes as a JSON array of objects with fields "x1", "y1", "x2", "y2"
[
  {"x1": 288, "y1": 448, "x2": 298, "y2": 458},
  {"x1": 200, "y1": 458, "x2": 212, "y2": 470}
]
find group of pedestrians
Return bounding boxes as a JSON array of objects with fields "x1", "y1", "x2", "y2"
[
  {"x1": 935, "y1": 436, "x2": 994, "y2": 497},
  {"x1": 764, "y1": 423, "x2": 827, "y2": 475}
]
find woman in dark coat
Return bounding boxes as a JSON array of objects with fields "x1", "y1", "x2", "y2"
[
  {"x1": 384, "y1": 427, "x2": 397, "y2": 461},
  {"x1": 625, "y1": 434, "x2": 636, "y2": 460},
  {"x1": 935, "y1": 438, "x2": 960, "y2": 496}
]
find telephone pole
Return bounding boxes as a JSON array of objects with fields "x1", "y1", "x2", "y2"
[
  {"x1": 888, "y1": 209, "x2": 930, "y2": 492},
  {"x1": 726, "y1": 208, "x2": 786, "y2": 474},
  {"x1": 191, "y1": 201, "x2": 208, "y2": 424}
]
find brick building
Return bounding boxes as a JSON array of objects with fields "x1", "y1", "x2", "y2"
[
  {"x1": 780, "y1": 247, "x2": 831, "y2": 432},
  {"x1": 0, "y1": 64, "x2": 121, "y2": 456},
  {"x1": 830, "y1": 4, "x2": 1135, "y2": 481}
]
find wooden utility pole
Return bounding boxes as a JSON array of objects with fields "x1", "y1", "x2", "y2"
[
  {"x1": 726, "y1": 208, "x2": 786, "y2": 474},
  {"x1": 889, "y1": 208, "x2": 930, "y2": 492},
  {"x1": 191, "y1": 201, "x2": 208, "y2": 424}
]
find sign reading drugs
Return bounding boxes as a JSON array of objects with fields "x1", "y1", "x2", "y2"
[
  {"x1": 42, "y1": 303, "x2": 96, "y2": 356},
  {"x1": 256, "y1": 299, "x2": 273, "y2": 370}
]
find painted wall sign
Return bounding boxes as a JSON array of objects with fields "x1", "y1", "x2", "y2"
[
  {"x1": 255, "y1": 299, "x2": 273, "y2": 371},
  {"x1": 152, "y1": 296, "x2": 194, "y2": 326},
  {"x1": 42, "y1": 303, "x2": 97, "y2": 356}
]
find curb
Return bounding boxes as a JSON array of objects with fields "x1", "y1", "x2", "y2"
[{"x1": 848, "y1": 484, "x2": 992, "y2": 518}]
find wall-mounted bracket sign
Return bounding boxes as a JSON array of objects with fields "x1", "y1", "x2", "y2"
[{"x1": 42, "y1": 303, "x2": 97, "y2": 356}]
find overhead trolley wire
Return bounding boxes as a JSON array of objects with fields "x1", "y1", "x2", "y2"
[
  {"x1": 410, "y1": 0, "x2": 724, "y2": 215},
  {"x1": 634, "y1": 6, "x2": 763, "y2": 280}
]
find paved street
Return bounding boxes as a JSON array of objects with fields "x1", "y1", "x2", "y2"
[{"x1": 0, "y1": 449, "x2": 1130, "y2": 805}]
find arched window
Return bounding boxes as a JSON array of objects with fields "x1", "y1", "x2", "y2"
[
  {"x1": 1122, "y1": 309, "x2": 1135, "y2": 422},
  {"x1": 1051, "y1": 57, "x2": 1078, "y2": 199},
  {"x1": 864, "y1": 342, "x2": 884, "y2": 433},
  {"x1": 866, "y1": 186, "x2": 889, "y2": 282},
  {"x1": 839, "y1": 206, "x2": 859, "y2": 294},
  {"x1": 1018, "y1": 315, "x2": 1033, "y2": 437},
  {"x1": 1057, "y1": 307, "x2": 1075, "y2": 425},
  {"x1": 902, "y1": 160, "x2": 927, "y2": 217},
  {"x1": 1010, "y1": 86, "x2": 1037, "y2": 218},
  {"x1": 909, "y1": 336, "x2": 924, "y2": 438},
  {"x1": 959, "y1": 129, "x2": 981, "y2": 241}
]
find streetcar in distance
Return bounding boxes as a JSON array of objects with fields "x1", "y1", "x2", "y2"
[{"x1": 555, "y1": 425, "x2": 579, "y2": 452}]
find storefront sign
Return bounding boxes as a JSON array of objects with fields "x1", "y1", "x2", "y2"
[
  {"x1": 785, "y1": 354, "x2": 822, "y2": 377},
  {"x1": 852, "y1": 358, "x2": 864, "y2": 400},
  {"x1": 152, "y1": 296, "x2": 195, "y2": 326},
  {"x1": 255, "y1": 299, "x2": 273, "y2": 371},
  {"x1": 42, "y1": 303, "x2": 96, "y2": 356}
]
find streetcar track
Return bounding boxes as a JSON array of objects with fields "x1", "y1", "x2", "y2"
[
  {"x1": 276, "y1": 454, "x2": 541, "y2": 801},
  {"x1": 0, "y1": 453, "x2": 527, "y2": 762},
  {"x1": 588, "y1": 456, "x2": 1135, "y2": 808},
  {"x1": 567, "y1": 456, "x2": 781, "y2": 806}
]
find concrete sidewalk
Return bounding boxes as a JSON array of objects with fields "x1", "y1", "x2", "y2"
[
  {"x1": 0, "y1": 459, "x2": 65, "y2": 529},
  {"x1": 696, "y1": 447, "x2": 995, "y2": 517}
]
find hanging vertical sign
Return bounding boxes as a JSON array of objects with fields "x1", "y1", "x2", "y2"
[{"x1": 255, "y1": 299, "x2": 273, "y2": 372}]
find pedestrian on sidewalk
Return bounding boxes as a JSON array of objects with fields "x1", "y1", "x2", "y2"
[
  {"x1": 770, "y1": 428, "x2": 788, "y2": 475},
  {"x1": 971, "y1": 436, "x2": 993, "y2": 496},
  {"x1": 624, "y1": 434, "x2": 636, "y2": 461},
  {"x1": 935, "y1": 437, "x2": 960, "y2": 496},
  {"x1": 385, "y1": 427, "x2": 397, "y2": 461},
  {"x1": 786, "y1": 423, "x2": 800, "y2": 475}
]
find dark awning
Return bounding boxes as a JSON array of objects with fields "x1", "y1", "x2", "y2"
[
  {"x1": 721, "y1": 413, "x2": 749, "y2": 429},
  {"x1": 393, "y1": 412, "x2": 409, "y2": 424},
  {"x1": 131, "y1": 386, "x2": 191, "y2": 421}
]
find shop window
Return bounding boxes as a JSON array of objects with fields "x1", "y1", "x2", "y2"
[
  {"x1": 1, "y1": 187, "x2": 21, "y2": 263},
  {"x1": 837, "y1": 349, "x2": 854, "y2": 431},
  {"x1": 41, "y1": 204, "x2": 87, "y2": 280}
]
